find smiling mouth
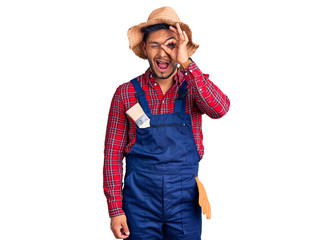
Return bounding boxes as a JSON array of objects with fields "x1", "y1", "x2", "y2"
[{"x1": 156, "y1": 60, "x2": 170, "y2": 73}]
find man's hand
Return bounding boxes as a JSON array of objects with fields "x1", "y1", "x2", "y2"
[
  {"x1": 161, "y1": 22, "x2": 189, "y2": 64},
  {"x1": 110, "y1": 214, "x2": 130, "y2": 239}
]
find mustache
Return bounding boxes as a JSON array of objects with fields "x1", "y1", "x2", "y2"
[{"x1": 155, "y1": 58, "x2": 170, "y2": 63}]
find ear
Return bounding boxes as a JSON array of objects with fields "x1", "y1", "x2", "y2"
[{"x1": 141, "y1": 41, "x2": 147, "y2": 57}]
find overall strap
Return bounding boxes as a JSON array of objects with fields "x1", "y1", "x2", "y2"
[
  {"x1": 174, "y1": 80, "x2": 188, "y2": 114},
  {"x1": 130, "y1": 78, "x2": 151, "y2": 114}
]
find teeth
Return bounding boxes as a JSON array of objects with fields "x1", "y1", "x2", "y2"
[{"x1": 157, "y1": 60, "x2": 168, "y2": 64}]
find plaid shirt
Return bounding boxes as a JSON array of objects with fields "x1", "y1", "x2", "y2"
[{"x1": 103, "y1": 60, "x2": 230, "y2": 218}]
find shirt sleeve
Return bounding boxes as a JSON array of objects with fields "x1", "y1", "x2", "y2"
[
  {"x1": 103, "y1": 86, "x2": 127, "y2": 218},
  {"x1": 182, "y1": 60, "x2": 230, "y2": 119}
]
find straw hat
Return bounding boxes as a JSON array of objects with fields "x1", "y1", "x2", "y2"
[{"x1": 127, "y1": 6, "x2": 199, "y2": 59}]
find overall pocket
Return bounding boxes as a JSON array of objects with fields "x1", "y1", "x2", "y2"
[
  {"x1": 122, "y1": 171, "x2": 147, "y2": 234},
  {"x1": 139, "y1": 123, "x2": 187, "y2": 153},
  {"x1": 181, "y1": 175, "x2": 202, "y2": 235}
]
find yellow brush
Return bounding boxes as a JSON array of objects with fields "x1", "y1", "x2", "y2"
[{"x1": 126, "y1": 103, "x2": 150, "y2": 128}]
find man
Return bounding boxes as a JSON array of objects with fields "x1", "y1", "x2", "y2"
[{"x1": 103, "y1": 6, "x2": 230, "y2": 240}]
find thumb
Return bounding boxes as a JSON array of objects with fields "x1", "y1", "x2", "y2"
[{"x1": 122, "y1": 220, "x2": 130, "y2": 236}]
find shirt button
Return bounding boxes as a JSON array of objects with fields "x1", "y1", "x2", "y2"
[
  {"x1": 199, "y1": 88, "x2": 202, "y2": 91},
  {"x1": 185, "y1": 72, "x2": 188, "y2": 76},
  {"x1": 162, "y1": 100, "x2": 165, "y2": 103}
]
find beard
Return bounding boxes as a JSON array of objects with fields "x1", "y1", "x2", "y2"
[{"x1": 148, "y1": 58, "x2": 178, "y2": 80}]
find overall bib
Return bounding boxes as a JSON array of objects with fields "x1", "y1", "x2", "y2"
[{"x1": 122, "y1": 78, "x2": 202, "y2": 240}]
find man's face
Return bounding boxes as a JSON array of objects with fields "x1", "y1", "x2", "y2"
[{"x1": 142, "y1": 29, "x2": 178, "y2": 80}]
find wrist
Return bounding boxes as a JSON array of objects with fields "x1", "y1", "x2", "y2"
[{"x1": 179, "y1": 58, "x2": 192, "y2": 70}]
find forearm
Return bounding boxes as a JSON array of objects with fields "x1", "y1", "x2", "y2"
[
  {"x1": 103, "y1": 154, "x2": 125, "y2": 218},
  {"x1": 103, "y1": 86, "x2": 128, "y2": 218},
  {"x1": 182, "y1": 60, "x2": 230, "y2": 118}
]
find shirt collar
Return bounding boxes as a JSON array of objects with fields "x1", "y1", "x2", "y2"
[{"x1": 143, "y1": 67, "x2": 184, "y2": 88}]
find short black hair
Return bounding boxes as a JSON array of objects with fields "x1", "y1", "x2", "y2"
[{"x1": 141, "y1": 23, "x2": 173, "y2": 42}]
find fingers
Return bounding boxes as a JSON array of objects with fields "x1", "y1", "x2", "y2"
[
  {"x1": 200, "y1": 194, "x2": 207, "y2": 214},
  {"x1": 183, "y1": 30, "x2": 189, "y2": 43},
  {"x1": 169, "y1": 23, "x2": 188, "y2": 42},
  {"x1": 169, "y1": 25, "x2": 178, "y2": 36},
  {"x1": 195, "y1": 176, "x2": 211, "y2": 219},
  {"x1": 196, "y1": 177, "x2": 205, "y2": 207},
  {"x1": 203, "y1": 199, "x2": 211, "y2": 219},
  {"x1": 207, "y1": 201, "x2": 212, "y2": 219},
  {"x1": 202, "y1": 192, "x2": 211, "y2": 219},
  {"x1": 163, "y1": 38, "x2": 177, "y2": 47},
  {"x1": 199, "y1": 185, "x2": 205, "y2": 207},
  {"x1": 160, "y1": 44, "x2": 172, "y2": 55},
  {"x1": 195, "y1": 177, "x2": 204, "y2": 207},
  {"x1": 201, "y1": 186, "x2": 208, "y2": 214},
  {"x1": 110, "y1": 215, "x2": 130, "y2": 239},
  {"x1": 202, "y1": 195, "x2": 211, "y2": 219},
  {"x1": 121, "y1": 220, "x2": 130, "y2": 238},
  {"x1": 175, "y1": 23, "x2": 184, "y2": 41}
]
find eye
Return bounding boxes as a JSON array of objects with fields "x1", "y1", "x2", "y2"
[{"x1": 167, "y1": 43, "x2": 175, "y2": 48}]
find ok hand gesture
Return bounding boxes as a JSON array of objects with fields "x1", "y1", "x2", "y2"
[{"x1": 161, "y1": 23, "x2": 189, "y2": 64}]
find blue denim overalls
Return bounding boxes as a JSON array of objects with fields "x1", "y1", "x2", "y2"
[{"x1": 122, "y1": 78, "x2": 202, "y2": 239}]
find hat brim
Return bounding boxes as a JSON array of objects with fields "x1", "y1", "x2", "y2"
[{"x1": 128, "y1": 19, "x2": 199, "y2": 59}]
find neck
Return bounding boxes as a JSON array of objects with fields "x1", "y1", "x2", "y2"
[{"x1": 152, "y1": 68, "x2": 178, "y2": 95}]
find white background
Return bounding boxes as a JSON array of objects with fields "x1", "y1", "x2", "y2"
[{"x1": 0, "y1": 0, "x2": 332, "y2": 239}]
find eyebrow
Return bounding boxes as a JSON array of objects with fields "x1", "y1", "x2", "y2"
[
  {"x1": 165, "y1": 37, "x2": 175, "y2": 42},
  {"x1": 148, "y1": 41, "x2": 160, "y2": 45},
  {"x1": 148, "y1": 37, "x2": 176, "y2": 45}
]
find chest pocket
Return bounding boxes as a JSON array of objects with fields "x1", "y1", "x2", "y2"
[{"x1": 138, "y1": 123, "x2": 188, "y2": 154}]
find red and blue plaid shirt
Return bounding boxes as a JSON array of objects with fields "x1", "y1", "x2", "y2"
[{"x1": 103, "y1": 60, "x2": 230, "y2": 217}]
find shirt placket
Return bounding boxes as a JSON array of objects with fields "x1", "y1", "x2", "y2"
[
  {"x1": 152, "y1": 82, "x2": 167, "y2": 114},
  {"x1": 148, "y1": 72, "x2": 181, "y2": 115}
]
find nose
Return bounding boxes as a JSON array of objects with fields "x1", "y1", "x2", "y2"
[{"x1": 158, "y1": 45, "x2": 168, "y2": 57}]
